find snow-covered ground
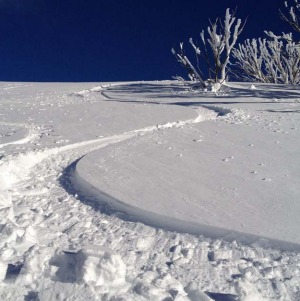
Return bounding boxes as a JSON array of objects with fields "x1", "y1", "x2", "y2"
[{"x1": 0, "y1": 81, "x2": 299, "y2": 300}]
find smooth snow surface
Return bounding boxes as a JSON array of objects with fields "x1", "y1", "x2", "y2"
[
  {"x1": 76, "y1": 84, "x2": 300, "y2": 249},
  {"x1": 0, "y1": 81, "x2": 299, "y2": 300}
]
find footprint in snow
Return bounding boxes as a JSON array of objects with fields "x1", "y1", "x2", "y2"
[{"x1": 262, "y1": 178, "x2": 272, "y2": 182}]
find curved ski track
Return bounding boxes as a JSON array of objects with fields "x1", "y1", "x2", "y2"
[{"x1": 1, "y1": 84, "x2": 300, "y2": 301}]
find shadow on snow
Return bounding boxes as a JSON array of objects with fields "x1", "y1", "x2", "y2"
[{"x1": 59, "y1": 158, "x2": 300, "y2": 253}]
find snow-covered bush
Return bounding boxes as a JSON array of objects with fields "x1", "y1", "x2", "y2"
[
  {"x1": 172, "y1": 8, "x2": 245, "y2": 90},
  {"x1": 232, "y1": 32, "x2": 300, "y2": 84},
  {"x1": 231, "y1": 0, "x2": 300, "y2": 85}
]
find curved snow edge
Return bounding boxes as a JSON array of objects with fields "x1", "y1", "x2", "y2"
[{"x1": 72, "y1": 160, "x2": 300, "y2": 253}]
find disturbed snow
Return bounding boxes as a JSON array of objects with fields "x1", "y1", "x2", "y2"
[{"x1": 0, "y1": 81, "x2": 299, "y2": 300}]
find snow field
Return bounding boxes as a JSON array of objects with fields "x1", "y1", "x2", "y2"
[
  {"x1": 76, "y1": 84, "x2": 300, "y2": 248},
  {"x1": 0, "y1": 81, "x2": 299, "y2": 300}
]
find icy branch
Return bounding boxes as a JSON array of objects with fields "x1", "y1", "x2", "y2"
[
  {"x1": 232, "y1": 32, "x2": 300, "y2": 84},
  {"x1": 172, "y1": 8, "x2": 245, "y2": 88}
]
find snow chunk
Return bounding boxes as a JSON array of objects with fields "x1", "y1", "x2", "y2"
[
  {"x1": 132, "y1": 271, "x2": 188, "y2": 300},
  {"x1": 0, "y1": 261, "x2": 7, "y2": 282},
  {"x1": 185, "y1": 282, "x2": 213, "y2": 300},
  {"x1": 16, "y1": 246, "x2": 55, "y2": 288},
  {"x1": 235, "y1": 279, "x2": 269, "y2": 301},
  {"x1": 50, "y1": 245, "x2": 127, "y2": 291},
  {"x1": 0, "y1": 151, "x2": 47, "y2": 190},
  {"x1": 0, "y1": 189, "x2": 14, "y2": 222},
  {"x1": 79, "y1": 245, "x2": 126, "y2": 287}
]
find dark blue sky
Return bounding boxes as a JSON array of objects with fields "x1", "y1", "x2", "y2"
[{"x1": 0, "y1": 0, "x2": 292, "y2": 82}]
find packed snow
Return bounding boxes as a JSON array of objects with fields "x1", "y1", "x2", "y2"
[{"x1": 0, "y1": 81, "x2": 299, "y2": 300}]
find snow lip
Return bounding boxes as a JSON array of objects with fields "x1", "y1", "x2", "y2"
[{"x1": 70, "y1": 162, "x2": 300, "y2": 253}]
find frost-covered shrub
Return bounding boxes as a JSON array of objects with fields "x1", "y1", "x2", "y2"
[
  {"x1": 172, "y1": 8, "x2": 245, "y2": 90},
  {"x1": 231, "y1": 1, "x2": 300, "y2": 85},
  {"x1": 232, "y1": 32, "x2": 300, "y2": 84}
]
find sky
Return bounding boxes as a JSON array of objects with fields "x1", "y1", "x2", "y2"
[{"x1": 0, "y1": 0, "x2": 293, "y2": 82}]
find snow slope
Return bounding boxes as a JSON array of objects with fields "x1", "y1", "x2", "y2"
[
  {"x1": 0, "y1": 81, "x2": 299, "y2": 300},
  {"x1": 75, "y1": 83, "x2": 300, "y2": 249}
]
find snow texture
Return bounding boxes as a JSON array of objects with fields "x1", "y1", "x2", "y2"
[{"x1": 0, "y1": 81, "x2": 299, "y2": 300}]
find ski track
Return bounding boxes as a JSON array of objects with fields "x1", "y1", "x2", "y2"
[
  {"x1": 0, "y1": 122, "x2": 43, "y2": 150},
  {"x1": 0, "y1": 84, "x2": 300, "y2": 300}
]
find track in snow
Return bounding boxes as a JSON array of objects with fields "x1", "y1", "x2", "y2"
[{"x1": 1, "y1": 83, "x2": 300, "y2": 301}]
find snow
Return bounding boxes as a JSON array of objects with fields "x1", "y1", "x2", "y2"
[{"x1": 0, "y1": 81, "x2": 299, "y2": 300}]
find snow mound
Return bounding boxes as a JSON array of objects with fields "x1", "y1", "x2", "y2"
[
  {"x1": 49, "y1": 245, "x2": 127, "y2": 289},
  {"x1": 0, "y1": 151, "x2": 47, "y2": 190},
  {"x1": 78, "y1": 245, "x2": 127, "y2": 288}
]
